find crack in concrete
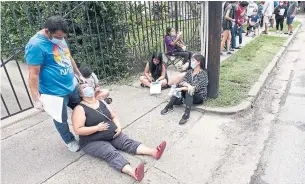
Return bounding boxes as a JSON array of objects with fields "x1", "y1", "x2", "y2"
[
  {"x1": 40, "y1": 154, "x2": 86, "y2": 184},
  {"x1": 153, "y1": 166, "x2": 185, "y2": 184},
  {"x1": 1, "y1": 116, "x2": 51, "y2": 140}
]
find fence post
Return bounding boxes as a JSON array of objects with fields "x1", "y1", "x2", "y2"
[
  {"x1": 207, "y1": 1, "x2": 222, "y2": 98},
  {"x1": 174, "y1": 1, "x2": 179, "y2": 31}
]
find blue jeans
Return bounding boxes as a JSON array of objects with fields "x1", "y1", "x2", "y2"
[
  {"x1": 53, "y1": 87, "x2": 81, "y2": 144},
  {"x1": 237, "y1": 26, "x2": 243, "y2": 45},
  {"x1": 231, "y1": 24, "x2": 237, "y2": 49}
]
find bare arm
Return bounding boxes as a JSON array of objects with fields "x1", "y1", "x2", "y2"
[
  {"x1": 225, "y1": 9, "x2": 234, "y2": 21},
  {"x1": 72, "y1": 105, "x2": 100, "y2": 136},
  {"x1": 169, "y1": 35, "x2": 181, "y2": 47},
  {"x1": 144, "y1": 63, "x2": 153, "y2": 81},
  {"x1": 70, "y1": 57, "x2": 81, "y2": 77},
  {"x1": 28, "y1": 65, "x2": 41, "y2": 101},
  {"x1": 157, "y1": 64, "x2": 166, "y2": 81}
]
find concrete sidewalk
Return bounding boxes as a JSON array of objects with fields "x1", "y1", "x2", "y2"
[{"x1": 1, "y1": 85, "x2": 209, "y2": 184}]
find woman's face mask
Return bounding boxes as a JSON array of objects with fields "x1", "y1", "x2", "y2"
[
  {"x1": 82, "y1": 86, "x2": 95, "y2": 98},
  {"x1": 191, "y1": 59, "x2": 198, "y2": 69}
]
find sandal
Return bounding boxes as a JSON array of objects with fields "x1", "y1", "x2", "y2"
[
  {"x1": 155, "y1": 141, "x2": 167, "y2": 160},
  {"x1": 135, "y1": 163, "x2": 145, "y2": 181},
  {"x1": 104, "y1": 98, "x2": 112, "y2": 104}
]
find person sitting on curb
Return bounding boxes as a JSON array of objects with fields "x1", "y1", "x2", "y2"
[
  {"x1": 72, "y1": 82, "x2": 167, "y2": 182},
  {"x1": 160, "y1": 53, "x2": 208, "y2": 125},
  {"x1": 140, "y1": 52, "x2": 169, "y2": 88},
  {"x1": 77, "y1": 66, "x2": 112, "y2": 104}
]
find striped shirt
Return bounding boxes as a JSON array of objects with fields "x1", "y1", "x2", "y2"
[{"x1": 180, "y1": 69, "x2": 209, "y2": 99}]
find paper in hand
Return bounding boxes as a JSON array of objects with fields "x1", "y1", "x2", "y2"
[{"x1": 40, "y1": 94, "x2": 63, "y2": 123}]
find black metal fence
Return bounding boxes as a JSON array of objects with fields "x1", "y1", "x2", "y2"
[
  {"x1": 1, "y1": 49, "x2": 34, "y2": 120},
  {"x1": 0, "y1": 1, "x2": 202, "y2": 119}
]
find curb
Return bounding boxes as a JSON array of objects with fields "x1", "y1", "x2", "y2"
[{"x1": 197, "y1": 24, "x2": 302, "y2": 115}]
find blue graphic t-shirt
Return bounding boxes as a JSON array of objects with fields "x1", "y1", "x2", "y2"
[{"x1": 25, "y1": 32, "x2": 74, "y2": 96}]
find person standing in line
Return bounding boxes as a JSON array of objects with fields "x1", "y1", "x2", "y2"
[
  {"x1": 286, "y1": 1, "x2": 298, "y2": 35},
  {"x1": 221, "y1": 1, "x2": 235, "y2": 55},
  {"x1": 235, "y1": 1, "x2": 249, "y2": 49},
  {"x1": 274, "y1": 1, "x2": 287, "y2": 34},
  {"x1": 259, "y1": 1, "x2": 265, "y2": 28},
  {"x1": 270, "y1": 1, "x2": 279, "y2": 28},
  {"x1": 25, "y1": 16, "x2": 85, "y2": 152},
  {"x1": 230, "y1": 1, "x2": 238, "y2": 51},
  {"x1": 247, "y1": 1, "x2": 258, "y2": 18},
  {"x1": 262, "y1": 1, "x2": 275, "y2": 34}
]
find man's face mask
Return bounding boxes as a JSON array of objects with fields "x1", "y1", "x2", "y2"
[{"x1": 50, "y1": 37, "x2": 65, "y2": 45}]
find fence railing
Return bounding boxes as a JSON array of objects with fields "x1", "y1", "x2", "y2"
[
  {"x1": 1, "y1": 48, "x2": 34, "y2": 120},
  {"x1": 1, "y1": 1, "x2": 202, "y2": 80}
]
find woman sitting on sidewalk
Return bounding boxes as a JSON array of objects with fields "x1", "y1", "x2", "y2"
[
  {"x1": 140, "y1": 52, "x2": 169, "y2": 88},
  {"x1": 72, "y1": 82, "x2": 167, "y2": 182},
  {"x1": 160, "y1": 54, "x2": 208, "y2": 125}
]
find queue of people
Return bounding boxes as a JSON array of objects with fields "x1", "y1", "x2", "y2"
[
  {"x1": 25, "y1": 16, "x2": 209, "y2": 181},
  {"x1": 221, "y1": 1, "x2": 299, "y2": 55}
]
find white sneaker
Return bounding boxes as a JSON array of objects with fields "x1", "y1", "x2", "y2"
[
  {"x1": 280, "y1": 31, "x2": 283, "y2": 34},
  {"x1": 67, "y1": 140, "x2": 80, "y2": 152}
]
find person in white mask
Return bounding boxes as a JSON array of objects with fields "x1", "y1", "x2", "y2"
[
  {"x1": 25, "y1": 16, "x2": 86, "y2": 152},
  {"x1": 160, "y1": 54, "x2": 208, "y2": 125},
  {"x1": 262, "y1": 1, "x2": 275, "y2": 34},
  {"x1": 72, "y1": 82, "x2": 167, "y2": 182}
]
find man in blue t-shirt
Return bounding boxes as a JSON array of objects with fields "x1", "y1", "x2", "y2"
[{"x1": 25, "y1": 16, "x2": 85, "y2": 152}]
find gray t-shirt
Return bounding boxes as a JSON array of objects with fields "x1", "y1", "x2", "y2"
[
  {"x1": 74, "y1": 72, "x2": 99, "y2": 88},
  {"x1": 287, "y1": 1, "x2": 298, "y2": 17}
]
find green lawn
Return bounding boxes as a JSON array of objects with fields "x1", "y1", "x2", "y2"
[{"x1": 205, "y1": 35, "x2": 287, "y2": 107}]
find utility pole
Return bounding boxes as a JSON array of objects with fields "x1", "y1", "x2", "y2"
[{"x1": 207, "y1": 1, "x2": 222, "y2": 98}]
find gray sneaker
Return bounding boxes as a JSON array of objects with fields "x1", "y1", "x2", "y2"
[{"x1": 67, "y1": 140, "x2": 80, "y2": 152}]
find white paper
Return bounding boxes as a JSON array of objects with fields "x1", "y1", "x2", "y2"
[
  {"x1": 40, "y1": 94, "x2": 63, "y2": 123},
  {"x1": 150, "y1": 82, "x2": 162, "y2": 95}
]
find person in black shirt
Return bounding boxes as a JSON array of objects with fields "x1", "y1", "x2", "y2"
[
  {"x1": 72, "y1": 83, "x2": 167, "y2": 182},
  {"x1": 161, "y1": 54, "x2": 209, "y2": 125},
  {"x1": 140, "y1": 52, "x2": 168, "y2": 88}
]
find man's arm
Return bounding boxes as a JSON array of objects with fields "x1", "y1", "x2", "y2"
[
  {"x1": 70, "y1": 57, "x2": 81, "y2": 77},
  {"x1": 28, "y1": 65, "x2": 41, "y2": 101}
]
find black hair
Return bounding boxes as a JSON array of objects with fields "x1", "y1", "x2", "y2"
[
  {"x1": 149, "y1": 52, "x2": 163, "y2": 80},
  {"x1": 166, "y1": 27, "x2": 174, "y2": 36},
  {"x1": 79, "y1": 66, "x2": 92, "y2": 78},
  {"x1": 44, "y1": 16, "x2": 68, "y2": 34},
  {"x1": 240, "y1": 1, "x2": 249, "y2": 7},
  {"x1": 193, "y1": 54, "x2": 206, "y2": 70}
]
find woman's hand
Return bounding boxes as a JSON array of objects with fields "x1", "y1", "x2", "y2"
[
  {"x1": 187, "y1": 84, "x2": 195, "y2": 96},
  {"x1": 113, "y1": 126, "x2": 122, "y2": 138},
  {"x1": 96, "y1": 122, "x2": 109, "y2": 131}
]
